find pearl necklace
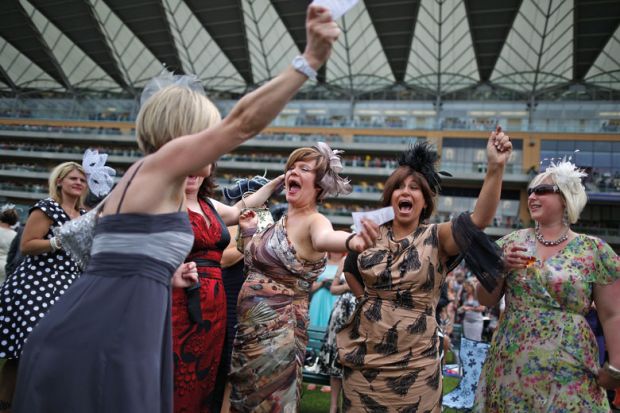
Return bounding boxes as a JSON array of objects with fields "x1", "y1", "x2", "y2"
[{"x1": 535, "y1": 225, "x2": 569, "y2": 246}]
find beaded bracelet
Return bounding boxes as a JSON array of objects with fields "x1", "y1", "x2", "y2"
[{"x1": 49, "y1": 236, "x2": 61, "y2": 252}]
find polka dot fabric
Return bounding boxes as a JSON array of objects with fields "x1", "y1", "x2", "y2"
[{"x1": 0, "y1": 198, "x2": 83, "y2": 359}]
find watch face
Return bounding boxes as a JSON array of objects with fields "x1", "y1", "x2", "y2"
[{"x1": 292, "y1": 56, "x2": 316, "y2": 80}]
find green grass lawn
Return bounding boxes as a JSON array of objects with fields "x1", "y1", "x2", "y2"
[{"x1": 300, "y1": 376, "x2": 460, "y2": 413}]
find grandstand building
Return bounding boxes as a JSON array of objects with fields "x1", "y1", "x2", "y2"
[{"x1": 0, "y1": 0, "x2": 619, "y2": 248}]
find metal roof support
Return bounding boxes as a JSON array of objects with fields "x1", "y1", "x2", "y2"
[
  {"x1": 528, "y1": 0, "x2": 555, "y2": 130},
  {"x1": 434, "y1": 0, "x2": 444, "y2": 130}
]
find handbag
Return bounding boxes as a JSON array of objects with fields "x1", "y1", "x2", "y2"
[{"x1": 53, "y1": 200, "x2": 104, "y2": 270}]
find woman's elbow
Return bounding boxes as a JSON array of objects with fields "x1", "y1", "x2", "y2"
[
  {"x1": 20, "y1": 242, "x2": 38, "y2": 256},
  {"x1": 470, "y1": 212, "x2": 493, "y2": 230}
]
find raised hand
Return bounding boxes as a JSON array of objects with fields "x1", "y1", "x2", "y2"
[
  {"x1": 487, "y1": 125, "x2": 513, "y2": 168},
  {"x1": 303, "y1": 4, "x2": 341, "y2": 70}
]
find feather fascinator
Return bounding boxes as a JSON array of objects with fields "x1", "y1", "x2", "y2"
[
  {"x1": 398, "y1": 141, "x2": 451, "y2": 194},
  {"x1": 313, "y1": 141, "x2": 352, "y2": 200}
]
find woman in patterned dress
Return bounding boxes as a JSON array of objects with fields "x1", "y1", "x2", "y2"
[
  {"x1": 12, "y1": 6, "x2": 342, "y2": 412},
  {"x1": 0, "y1": 162, "x2": 87, "y2": 411},
  {"x1": 337, "y1": 133, "x2": 512, "y2": 413},
  {"x1": 473, "y1": 159, "x2": 620, "y2": 412},
  {"x1": 172, "y1": 171, "x2": 280, "y2": 413},
  {"x1": 229, "y1": 144, "x2": 379, "y2": 412}
]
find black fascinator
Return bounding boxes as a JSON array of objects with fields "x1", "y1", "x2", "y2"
[{"x1": 398, "y1": 141, "x2": 451, "y2": 194}]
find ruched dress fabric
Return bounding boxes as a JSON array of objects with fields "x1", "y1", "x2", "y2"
[
  {"x1": 229, "y1": 216, "x2": 326, "y2": 413},
  {"x1": 473, "y1": 229, "x2": 620, "y2": 413},
  {"x1": 337, "y1": 224, "x2": 446, "y2": 413},
  {"x1": 12, "y1": 211, "x2": 194, "y2": 413},
  {"x1": 172, "y1": 198, "x2": 230, "y2": 413}
]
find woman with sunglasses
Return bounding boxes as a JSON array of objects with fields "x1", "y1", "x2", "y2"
[{"x1": 474, "y1": 160, "x2": 620, "y2": 412}]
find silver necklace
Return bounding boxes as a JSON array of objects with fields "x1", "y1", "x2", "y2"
[{"x1": 535, "y1": 224, "x2": 569, "y2": 246}]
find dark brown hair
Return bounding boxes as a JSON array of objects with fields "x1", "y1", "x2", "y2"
[
  {"x1": 284, "y1": 147, "x2": 328, "y2": 201},
  {"x1": 381, "y1": 166, "x2": 435, "y2": 222},
  {"x1": 0, "y1": 208, "x2": 19, "y2": 226},
  {"x1": 198, "y1": 163, "x2": 218, "y2": 201}
]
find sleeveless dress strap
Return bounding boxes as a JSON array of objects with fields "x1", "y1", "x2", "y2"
[{"x1": 115, "y1": 162, "x2": 144, "y2": 214}]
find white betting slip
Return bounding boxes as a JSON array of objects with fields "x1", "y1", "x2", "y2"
[
  {"x1": 311, "y1": 0, "x2": 359, "y2": 20},
  {"x1": 352, "y1": 206, "x2": 395, "y2": 233}
]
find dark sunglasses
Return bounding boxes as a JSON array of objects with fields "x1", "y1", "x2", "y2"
[{"x1": 527, "y1": 184, "x2": 560, "y2": 196}]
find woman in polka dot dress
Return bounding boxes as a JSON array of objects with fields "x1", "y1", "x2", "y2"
[{"x1": 0, "y1": 162, "x2": 87, "y2": 411}]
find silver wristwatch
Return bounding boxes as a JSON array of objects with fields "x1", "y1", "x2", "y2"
[{"x1": 292, "y1": 55, "x2": 317, "y2": 81}]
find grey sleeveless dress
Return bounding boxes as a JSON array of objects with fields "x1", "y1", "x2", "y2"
[{"x1": 13, "y1": 172, "x2": 194, "y2": 413}]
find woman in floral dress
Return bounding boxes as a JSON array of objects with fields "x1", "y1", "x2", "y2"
[
  {"x1": 474, "y1": 159, "x2": 620, "y2": 412},
  {"x1": 337, "y1": 133, "x2": 512, "y2": 413}
]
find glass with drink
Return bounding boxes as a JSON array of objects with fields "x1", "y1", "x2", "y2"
[{"x1": 522, "y1": 242, "x2": 536, "y2": 268}]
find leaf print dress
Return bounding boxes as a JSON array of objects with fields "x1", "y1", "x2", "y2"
[
  {"x1": 337, "y1": 224, "x2": 446, "y2": 413},
  {"x1": 228, "y1": 216, "x2": 326, "y2": 412},
  {"x1": 473, "y1": 229, "x2": 620, "y2": 413}
]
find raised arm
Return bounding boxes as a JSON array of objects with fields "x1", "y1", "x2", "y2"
[
  {"x1": 150, "y1": 6, "x2": 339, "y2": 181},
  {"x1": 214, "y1": 175, "x2": 284, "y2": 226},
  {"x1": 438, "y1": 126, "x2": 512, "y2": 257}
]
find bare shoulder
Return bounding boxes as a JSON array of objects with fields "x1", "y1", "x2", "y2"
[{"x1": 101, "y1": 159, "x2": 184, "y2": 216}]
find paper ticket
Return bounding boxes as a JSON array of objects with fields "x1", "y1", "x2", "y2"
[
  {"x1": 311, "y1": 0, "x2": 359, "y2": 20},
  {"x1": 352, "y1": 206, "x2": 394, "y2": 233}
]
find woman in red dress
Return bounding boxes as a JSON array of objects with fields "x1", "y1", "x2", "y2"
[{"x1": 172, "y1": 166, "x2": 282, "y2": 413}]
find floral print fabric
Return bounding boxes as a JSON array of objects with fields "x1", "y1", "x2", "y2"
[{"x1": 473, "y1": 229, "x2": 620, "y2": 413}]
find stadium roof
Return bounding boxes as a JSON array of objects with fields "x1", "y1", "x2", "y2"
[{"x1": 1, "y1": 0, "x2": 619, "y2": 100}]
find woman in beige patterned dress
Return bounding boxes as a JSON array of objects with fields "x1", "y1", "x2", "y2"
[
  {"x1": 337, "y1": 132, "x2": 512, "y2": 413},
  {"x1": 229, "y1": 144, "x2": 379, "y2": 412}
]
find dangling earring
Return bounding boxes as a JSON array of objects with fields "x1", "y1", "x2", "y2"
[{"x1": 562, "y1": 209, "x2": 569, "y2": 227}]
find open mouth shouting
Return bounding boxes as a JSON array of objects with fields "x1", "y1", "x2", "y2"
[
  {"x1": 397, "y1": 199, "x2": 413, "y2": 213},
  {"x1": 287, "y1": 177, "x2": 302, "y2": 195}
]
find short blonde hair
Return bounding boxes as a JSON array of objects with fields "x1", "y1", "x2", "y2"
[
  {"x1": 48, "y1": 162, "x2": 86, "y2": 209},
  {"x1": 136, "y1": 85, "x2": 221, "y2": 154},
  {"x1": 530, "y1": 171, "x2": 587, "y2": 224}
]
